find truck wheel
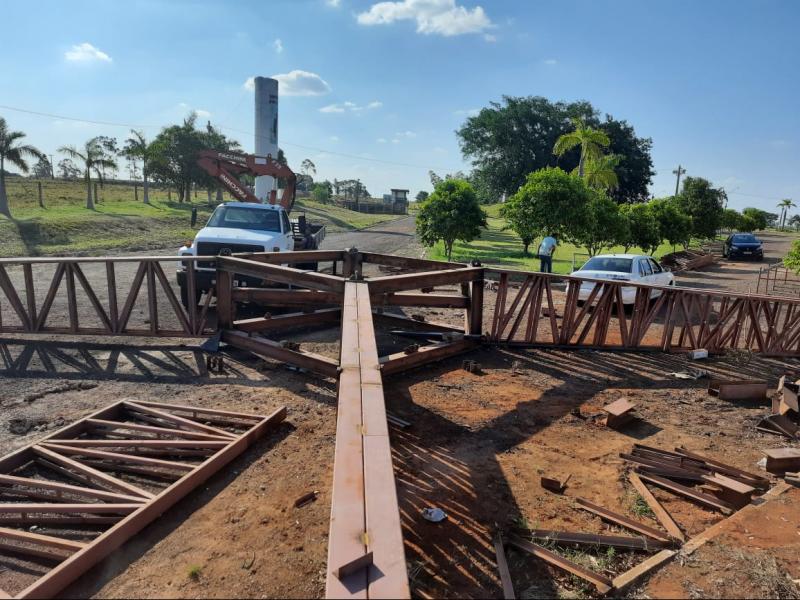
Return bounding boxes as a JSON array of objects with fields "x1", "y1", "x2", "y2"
[{"x1": 180, "y1": 285, "x2": 203, "y2": 310}]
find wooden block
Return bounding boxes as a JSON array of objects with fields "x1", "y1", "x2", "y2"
[
  {"x1": 541, "y1": 474, "x2": 571, "y2": 493},
  {"x1": 603, "y1": 399, "x2": 636, "y2": 429},
  {"x1": 764, "y1": 447, "x2": 800, "y2": 474}
]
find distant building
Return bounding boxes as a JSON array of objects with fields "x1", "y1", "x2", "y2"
[{"x1": 390, "y1": 189, "x2": 409, "y2": 213}]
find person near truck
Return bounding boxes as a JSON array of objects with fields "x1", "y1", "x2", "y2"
[{"x1": 538, "y1": 234, "x2": 557, "y2": 273}]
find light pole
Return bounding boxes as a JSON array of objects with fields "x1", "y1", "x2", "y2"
[{"x1": 672, "y1": 165, "x2": 686, "y2": 196}]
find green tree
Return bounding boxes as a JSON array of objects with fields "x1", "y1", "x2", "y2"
[
  {"x1": 58, "y1": 136, "x2": 117, "y2": 210},
  {"x1": 600, "y1": 116, "x2": 654, "y2": 204},
  {"x1": 737, "y1": 215, "x2": 758, "y2": 232},
  {"x1": 583, "y1": 154, "x2": 620, "y2": 191},
  {"x1": 457, "y1": 97, "x2": 654, "y2": 203},
  {"x1": 675, "y1": 177, "x2": 725, "y2": 240},
  {"x1": 416, "y1": 179, "x2": 486, "y2": 260},
  {"x1": 122, "y1": 130, "x2": 151, "y2": 204},
  {"x1": 785, "y1": 240, "x2": 800, "y2": 272},
  {"x1": 572, "y1": 193, "x2": 628, "y2": 257},
  {"x1": 619, "y1": 203, "x2": 661, "y2": 254},
  {"x1": 57, "y1": 158, "x2": 81, "y2": 180},
  {"x1": 311, "y1": 181, "x2": 331, "y2": 203},
  {"x1": 721, "y1": 208, "x2": 741, "y2": 231},
  {"x1": 0, "y1": 117, "x2": 45, "y2": 217},
  {"x1": 32, "y1": 156, "x2": 53, "y2": 179},
  {"x1": 789, "y1": 214, "x2": 800, "y2": 231},
  {"x1": 415, "y1": 190, "x2": 429, "y2": 202},
  {"x1": 501, "y1": 167, "x2": 592, "y2": 255},
  {"x1": 778, "y1": 198, "x2": 796, "y2": 230},
  {"x1": 742, "y1": 207, "x2": 768, "y2": 230},
  {"x1": 650, "y1": 198, "x2": 692, "y2": 250},
  {"x1": 553, "y1": 117, "x2": 610, "y2": 177}
]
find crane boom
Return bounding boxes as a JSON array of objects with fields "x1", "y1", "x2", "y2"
[{"x1": 196, "y1": 149, "x2": 297, "y2": 212}]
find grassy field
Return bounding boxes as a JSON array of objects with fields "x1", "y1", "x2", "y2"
[
  {"x1": 293, "y1": 198, "x2": 401, "y2": 231},
  {"x1": 426, "y1": 203, "x2": 703, "y2": 273},
  {"x1": 0, "y1": 179, "x2": 401, "y2": 257}
]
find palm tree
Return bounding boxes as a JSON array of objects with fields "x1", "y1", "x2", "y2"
[
  {"x1": 553, "y1": 117, "x2": 610, "y2": 177},
  {"x1": 122, "y1": 130, "x2": 150, "y2": 204},
  {"x1": 0, "y1": 117, "x2": 45, "y2": 217},
  {"x1": 582, "y1": 154, "x2": 620, "y2": 191},
  {"x1": 58, "y1": 137, "x2": 117, "y2": 210},
  {"x1": 778, "y1": 198, "x2": 796, "y2": 230}
]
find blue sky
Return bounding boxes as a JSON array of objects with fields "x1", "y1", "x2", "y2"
[{"x1": 1, "y1": 0, "x2": 798, "y2": 212}]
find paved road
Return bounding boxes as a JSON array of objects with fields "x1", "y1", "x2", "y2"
[{"x1": 321, "y1": 215, "x2": 420, "y2": 257}]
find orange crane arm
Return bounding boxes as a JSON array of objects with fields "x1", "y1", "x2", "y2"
[{"x1": 196, "y1": 149, "x2": 297, "y2": 211}]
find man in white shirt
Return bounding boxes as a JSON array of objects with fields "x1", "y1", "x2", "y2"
[{"x1": 538, "y1": 235, "x2": 557, "y2": 273}]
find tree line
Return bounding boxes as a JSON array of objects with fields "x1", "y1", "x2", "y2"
[
  {"x1": 0, "y1": 112, "x2": 357, "y2": 218},
  {"x1": 416, "y1": 97, "x2": 789, "y2": 260}
]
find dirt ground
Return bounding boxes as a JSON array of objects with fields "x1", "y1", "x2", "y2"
[{"x1": 2, "y1": 331, "x2": 799, "y2": 598}]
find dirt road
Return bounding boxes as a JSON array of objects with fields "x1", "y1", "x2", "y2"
[{"x1": 675, "y1": 231, "x2": 797, "y2": 293}]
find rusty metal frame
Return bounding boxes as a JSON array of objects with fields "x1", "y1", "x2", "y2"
[
  {"x1": 0, "y1": 400, "x2": 286, "y2": 599},
  {"x1": 6, "y1": 249, "x2": 800, "y2": 599}
]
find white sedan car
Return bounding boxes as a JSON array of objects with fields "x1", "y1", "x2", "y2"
[{"x1": 571, "y1": 254, "x2": 675, "y2": 305}]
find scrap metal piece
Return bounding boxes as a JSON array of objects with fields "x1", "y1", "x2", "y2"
[
  {"x1": 540, "y1": 473, "x2": 571, "y2": 494},
  {"x1": 763, "y1": 447, "x2": 800, "y2": 474},
  {"x1": 493, "y1": 533, "x2": 516, "y2": 600},
  {"x1": 506, "y1": 535, "x2": 612, "y2": 594},
  {"x1": 757, "y1": 414, "x2": 799, "y2": 440},
  {"x1": 333, "y1": 551, "x2": 374, "y2": 580},
  {"x1": 574, "y1": 498, "x2": 674, "y2": 543},
  {"x1": 707, "y1": 379, "x2": 768, "y2": 402},
  {"x1": 602, "y1": 398, "x2": 636, "y2": 429}
]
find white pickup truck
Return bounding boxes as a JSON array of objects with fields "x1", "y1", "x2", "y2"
[{"x1": 176, "y1": 201, "x2": 325, "y2": 307}]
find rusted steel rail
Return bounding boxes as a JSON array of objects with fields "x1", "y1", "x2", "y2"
[
  {"x1": 0, "y1": 400, "x2": 286, "y2": 599},
  {"x1": 485, "y1": 267, "x2": 800, "y2": 356},
  {"x1": 0, "y1": 256, "x2": 214, "y2": 337},
  {"x1": 326, "y1": 282, "x2": 409, "y2": 599}
]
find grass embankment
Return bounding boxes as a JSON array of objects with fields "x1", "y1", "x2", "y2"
[
  {"x1": 294, "y1": 198, "x2": 402, "y2": 231},
  {"x1": 427, "y1": 203, "x2": 703, "y2": 274},
  {"x1": 0, "y1": 179, "x2": 403, "y2": 257}
]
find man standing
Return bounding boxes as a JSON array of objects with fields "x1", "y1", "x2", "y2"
[{"x1": 537, "y1": 234, "x2": 557, "y2": 273}]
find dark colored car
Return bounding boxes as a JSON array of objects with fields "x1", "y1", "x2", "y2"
[{"x1": 723, "y1": 233, "x2": 763, "y2": 260}]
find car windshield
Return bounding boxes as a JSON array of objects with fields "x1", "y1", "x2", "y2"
[
  {"x1": 732, "y1": 234, "x2": 758, "y2": 243},
  {"x1": 207, "y1": 206, "x2": 281, "y2": 232},
  {"x1": 580, "y1": 257, "x2": 633, "y2": 273}
]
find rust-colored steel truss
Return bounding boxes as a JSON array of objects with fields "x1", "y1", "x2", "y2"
[
  {"x1": 3, "y1": 249, "x2": 799, "y2": 598},
  {"x1": 0, "y1": 400, "x2": 286, "y2": 599}
]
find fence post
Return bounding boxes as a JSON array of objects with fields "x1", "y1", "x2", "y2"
[
  {"x1": 37, "y1": 181, "x2": 45, "y2": 208},
  {"x1": 469, "y1": 269, "x2": 484, "y2": 336},
  {"x1": 134, "y1": 185, "x2": 138, "y2": 202},
  {"x1": 215, "y1": 269, "x2": 234, "y2": 328}
]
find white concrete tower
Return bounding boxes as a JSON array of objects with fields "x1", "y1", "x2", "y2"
[{"x1": 254, "y1": 76, "x2": 279, "y2": 202}]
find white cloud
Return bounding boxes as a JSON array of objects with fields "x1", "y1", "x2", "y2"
[
  {"x1": 543, "y1": 58, "x2": 557, "y2": 65},
  {"x1": 377, "y1": 138, "x2": 388, "y2": 143},
  {"x1": 391, "y1": 138, "x2": 400, "y2": 144},
  {"x1": 319, "y1": 100, "x2": 382, "y2": 113},
  {"x1": 357, "y1": 0, "x2": 494, "y2": 37},
  {"x1": 483, "y1": 33, "x2": 496, "y2": 42},
  {"x1": 274, "y1": 38, "x2": 284, "y2": 53},
  {"x1": 64, "y1": 42, "x2": 112, "y2": 63},
  {"x1": 454, "y1": 108, "x2": 479, "y2": 117},
  {"x1": 326, "y1": 0, "x2": 341, "y2": 6},
  {"x1": 196, "y1": 109, "x2": 211, "y2": 119},
  {"x1": 329, "y1": 135, "x2": 340, "y2": 142},
  {"x1": 769, "y1": 139, "x2": 791, "y2": 148},
  {"x1": 245, "y1": 71, "x2": 331, "y2": 96},
  {"x1": 272, "y1": 70, "x2": 331, "y2": 96},
  {"x1": 396, "y1": 130, "x2": 416, "y2": 138}
]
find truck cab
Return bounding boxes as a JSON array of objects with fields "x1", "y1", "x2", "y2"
[{"x1": 176, "y1": 202, "x2": 324, "y2": 307}]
